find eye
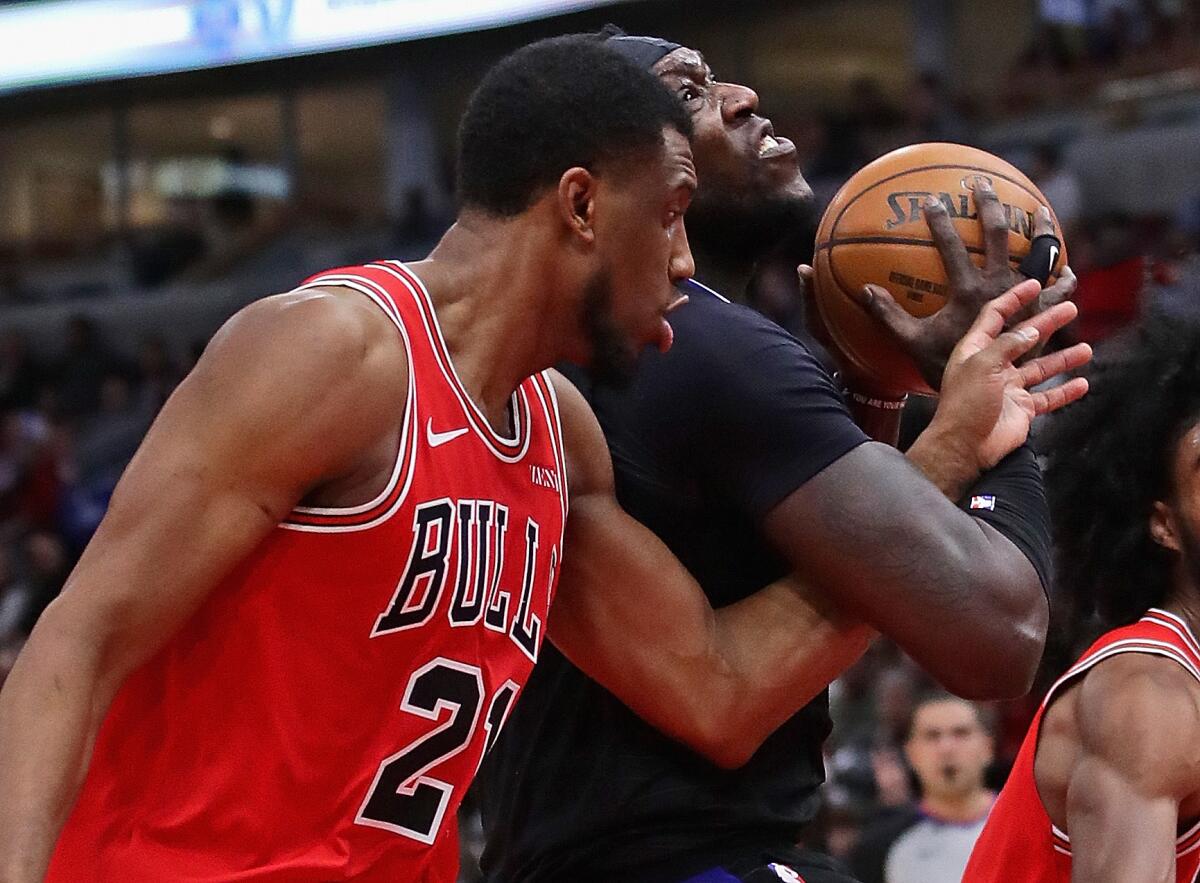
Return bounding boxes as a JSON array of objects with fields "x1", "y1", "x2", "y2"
[{"x1": 677, "y1": 83, "x2": 703, "y2": 105}]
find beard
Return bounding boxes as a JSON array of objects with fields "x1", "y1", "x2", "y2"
[
  {"x1": 581, "y1": 269, "x2": 639, "y2": 389},
  {"x1": 684, "y1": 186, "x2": 813, "y2": 268}
]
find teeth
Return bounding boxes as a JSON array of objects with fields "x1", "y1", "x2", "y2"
[{"x1": 759, "y1": 134, "x2": 780, "y2": 155}]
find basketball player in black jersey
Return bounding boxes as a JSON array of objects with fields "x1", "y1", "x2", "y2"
[{"x1": 479, "y1": 30, "x2": 1084, "y2": 883}]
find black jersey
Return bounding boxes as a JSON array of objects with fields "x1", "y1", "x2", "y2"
[{"x1": 478, "y1": 280, "x2": 869, "y2": 882}]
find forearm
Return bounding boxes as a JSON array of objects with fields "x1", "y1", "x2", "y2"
[
  {"x1": 552, "y1": 493, "x2": 871, "y2": 768},
  {"x1": 0, "y1": 610, "x2": 116, "y2": 882},
  {"x1": 706, "y1": 582, "x2": 873, "y2": 765}
]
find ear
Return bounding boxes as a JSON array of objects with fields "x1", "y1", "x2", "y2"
[
  {"x1": 1150, "y1": 500, "x2": 1182, "y2": 553},
  {"x1": 556, "y1": 167, "x2": 597, "y2": 245}
]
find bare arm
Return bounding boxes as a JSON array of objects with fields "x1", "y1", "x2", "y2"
[
  {"x1": 767, "y1": 283, "x2": 1089, "y2": 699},
  {"x1": 547, "y1": 372, "x2": 871, "y2": 769},
  {"x1": 0, "y1": 289, "x2": 405, "y2": 882},
  {"x1": 1065, "y1": 655, "x2": 1200, "y2": 883}
]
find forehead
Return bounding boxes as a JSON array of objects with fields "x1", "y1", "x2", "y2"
[
  {"x1": 913, "y1": 700, "x2": 981, "y2": 731},
  {"x1": 653, "y1": 47, "x2": 708, "y2": 81},
  {"x1": 1171, "y1": 420, "x2": 1200, "y2": 475}
]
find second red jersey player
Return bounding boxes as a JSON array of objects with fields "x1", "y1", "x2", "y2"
[{"x1": 964, "y1": 609, "x2": 1200, "y2": 883}]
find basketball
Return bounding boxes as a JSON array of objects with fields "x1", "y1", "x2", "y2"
[{"x1": 812, "y1": 142, "x2": 1067, "y2": 395}]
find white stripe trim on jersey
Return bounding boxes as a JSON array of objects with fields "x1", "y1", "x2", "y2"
[
  {"x1": 375, "y1": 260, "x2": 526, "y2": 449},
  {"x1": 686, "y1": 278, "x2": 731, "y2": 304},
  {"x1": 286, "y1": 275, "x2": 413, "y2": 517},
  {"x1": 276, "y1": 275, "x2": 419, "y2": 533},
  {"x1": 1049, "y1": 640, "x2": 1200, "y2": 701},
  {"x1": 529, "y1": 373, "x2": 569, "y2": 532},
  {"x1": 371, "y1": 261, "x2": 533, "y2": 464},
  {"x1": 540, "y1": 371, "x2": 570, "y2": 527},
  {"x1": 1146, "y1": 608, "x2": 1200, "y2": 660},
  {"x1": 1180, "y1": 817, "x2": 1200, "y2": 847}
]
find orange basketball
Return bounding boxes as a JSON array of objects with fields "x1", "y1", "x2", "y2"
[{"x1": 812, "y1": 142, "x2": 1066, "y2": 395}]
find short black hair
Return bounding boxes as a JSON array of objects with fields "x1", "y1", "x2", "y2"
[
  {"x1": 905, "y1": 691, "x2": 993, "y2": 742},
  {"x1": 1045, "y1": 312, "x2": 1200, "y2": 636},
  {"x1": 456, "y1": 34, "x2": 692, "y2": 217}
]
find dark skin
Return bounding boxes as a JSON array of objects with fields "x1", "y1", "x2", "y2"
[
  {"x1": 653, "y1": 44, "x2": 1091, "y2": 697},
  {"x1": 1032, "y1": 421, "x2": 1200, "y2": 883}
]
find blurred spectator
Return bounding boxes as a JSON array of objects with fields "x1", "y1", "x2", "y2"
[
  {"x1": 134, "y1": 335, "x2": 182, "y2": 419},
  {"x1": 19, "y1": 530, "x2": 70, "y2": 635},
  {"x1": 54, "y1": 316, "x2": 115, "y2": 419},
  {"x1": 0, "y1": 545, "x2": 33, "y2": 649},
  {"x1": 849, "y1": 693, "x2": 996, "y2": 883},
  {"x1": 1072, "y1": 214, "x2": 1146, "y2": 343},
  {"x1": 0, "y1": 409, "x2": 52, "y2": 525},
  {"x1": 73, "y1": 373, "x2": 151, "y2": 497},
  {"x1": 0, "y1": 332, "x2": 45, "y2": 412}
]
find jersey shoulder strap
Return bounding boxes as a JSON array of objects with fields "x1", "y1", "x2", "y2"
[{"x1": 1043, "y1": 608, "x2": 1200, "y2": 711}]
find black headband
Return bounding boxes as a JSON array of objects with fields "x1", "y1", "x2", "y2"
[{"x1": 599, "y1": 25, "x2": 682, "y2": 70}]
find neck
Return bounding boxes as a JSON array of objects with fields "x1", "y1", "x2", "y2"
[
  {"x1": 413, "y1": 213, "x2": 566, "y2": 428},
  {"x1": 1164, "y1": 589, "x2": 1200, "y2": 639},
  {"x1": 692, "y1": 249, "x2": 756, "y2": 303},
  {"x1": 920, "y1": 788, "x2": 994, "y2": 824}
]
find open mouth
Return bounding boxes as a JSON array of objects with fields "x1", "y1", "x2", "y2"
[{"x1": 757, "y1": 128, "x2": 796, "y2": 159}]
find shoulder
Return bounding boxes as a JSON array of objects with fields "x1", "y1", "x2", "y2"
[
  {"x1": 669, "y1": 281, "x2": 819, "y2": 362},
  {"x1": 206, "y1": 287, "x2": 405, "y2": 398},
  {"x1": 181, "y1": 287, "x2": 407, "y2": 458},
  {"x1": 655, "y1": 283, "x2": 838, "y2": 409},
  {"x1": 1076, "y1": 650, "x2": 1200, "y2": 790},
  {"x1": 216, "y1": 287, "x2": 401, "y2": 368}
]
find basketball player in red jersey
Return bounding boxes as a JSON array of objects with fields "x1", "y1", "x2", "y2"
[
  {"x1": 964, "y1": 314, "x2": 1200, "y2": 883},
  {"x1": 0, "y1": 36, "x2": 1083, "y2": 883}
]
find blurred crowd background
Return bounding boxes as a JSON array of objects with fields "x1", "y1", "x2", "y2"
[{"x1": 4, "y1": 0, "x2": 1200, "y2": 880}]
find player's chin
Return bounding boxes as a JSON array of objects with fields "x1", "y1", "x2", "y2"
[{"x1": 766, "y1": 166, "x2": 813, "y2": 203}]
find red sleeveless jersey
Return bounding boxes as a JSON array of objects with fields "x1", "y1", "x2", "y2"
[
  {"x1": 48, "y1": 261, "x2": 569, "y2": 882},
  {"x1": 963, "y1": 608, "x2": 1200, "y2": 882}
]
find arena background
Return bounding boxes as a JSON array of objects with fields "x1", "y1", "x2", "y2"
[{"x1": 1, "y1": 0, "x2": 1195, "y2": 879}]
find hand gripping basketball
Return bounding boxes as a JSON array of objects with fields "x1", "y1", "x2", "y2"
[
  {"x1": 809, "y1": 143, "x2": 1077, "y2": 396},
  {"x1": 932, "y1": 279, "x2": 1091, "y2": 471},
  {"x1": 850, "y1": 182, "x2": 1078, "y2": 393}
]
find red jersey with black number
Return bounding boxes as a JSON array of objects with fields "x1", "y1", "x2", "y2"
[
  {"x1": 48, "y1": 261, "x2": 569, "y2": 882},
  {"x1": 963, "y1": 608, "x2": 1200, "y2": 882}
]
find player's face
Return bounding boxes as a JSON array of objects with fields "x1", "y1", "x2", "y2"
[
  {"x1": 904, "y1": 700, "x2": 993, "y2": 801},
  {"x1": 582, "y1": 126, "x2": 696, "y2": 383},
  {"x1": 653, "y1": 48, "x2": 812, "y2": 219},
  {"x1": 1154, "y1": 419, "x2": 1200, "y2": 586}
]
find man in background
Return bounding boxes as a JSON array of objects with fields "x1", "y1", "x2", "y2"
[{"x1": 851, "y1": 694, "x2": 996, "y2": 883}]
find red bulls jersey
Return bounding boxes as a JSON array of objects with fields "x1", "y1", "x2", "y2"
[
  {"x1": 964, "y1": 608, "x2": 1200, "y2": 882},
  {"x1": 49, "y1": 261, "x2": 569, "y2": 882}
]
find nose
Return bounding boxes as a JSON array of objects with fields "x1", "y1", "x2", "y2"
[
  {"x1": 669, "y1": 219, "x2": 695, "y2": 283},
  {"x1": 717, "y1": 82, "x2": 759, "y2": 123}
]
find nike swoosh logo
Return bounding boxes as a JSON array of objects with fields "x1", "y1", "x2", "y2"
[
  {"x1": 426, "y1": 419, "x2": 469, "y2": 448},
  {"x1": 1049, "y1": 244, "x2": 1059, "y2": 276}
]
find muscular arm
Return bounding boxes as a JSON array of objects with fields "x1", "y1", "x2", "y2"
[
  {"x1": 547, "y1": 372, "x2": 871, "y2": 769},
  {"x1": 1064, "y1": 655, "x2": 1200, "y2": 883},
  {"x1": 0, "y1": 289, "x2": 405, "y2": 882},
  {"x1": 764, "y1": 442, "x2": 1045, "y2": 699}
]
